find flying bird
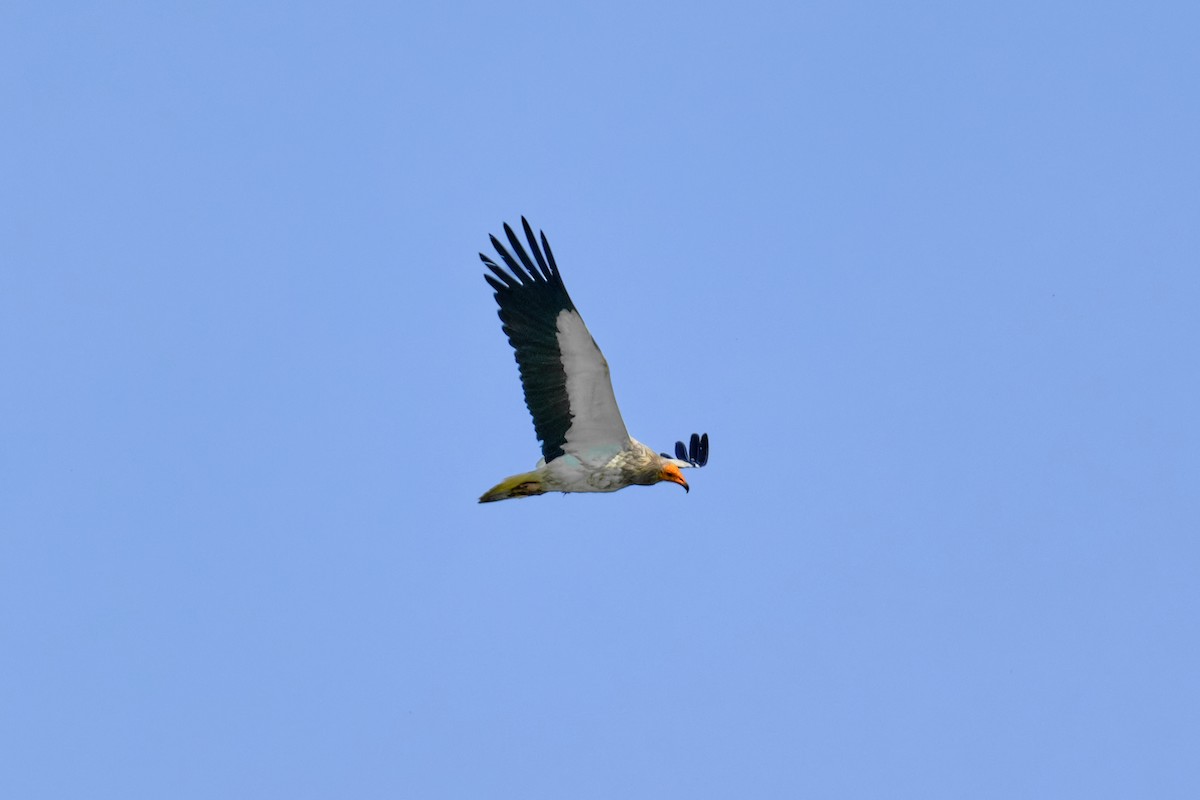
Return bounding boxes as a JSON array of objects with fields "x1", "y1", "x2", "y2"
[{"x1": 478, "y1": 218, "x2": 709, "y2": 503}]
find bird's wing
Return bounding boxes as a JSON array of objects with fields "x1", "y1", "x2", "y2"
[
  {"x1": 482, "y1": 218, "x2": 631, "y2": 464},
  {"x1": 660, "y1": 433, "x2": 710, "y2": 469}
]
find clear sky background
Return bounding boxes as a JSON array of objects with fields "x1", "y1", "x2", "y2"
[{"x1": 3, "y1": 2, "x2": 1198, "y2": 797}]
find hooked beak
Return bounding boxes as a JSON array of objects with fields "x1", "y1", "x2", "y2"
[{"x1": 660, "y1": 467, "x2": 689, "y2": 493}]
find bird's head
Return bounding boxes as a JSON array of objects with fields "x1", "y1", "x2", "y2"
[{"x1": 657, "y1": 462, "x2": 689, "y2": 493}]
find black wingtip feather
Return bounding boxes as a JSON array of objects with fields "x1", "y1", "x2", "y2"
[
  {"x1": 483, "y1": 260, "x2": 518, "y2": 289},
  {"x1": 540, "y1": 231, "x2": 559, "y2": 277},
  {"x1": 666, "y1": 432, "x2": 710, "y2": 467},
  {"x1": 489, "y1": 234, "x2": 534, "y2": 285},
  {"x1": 522, "y1": 217, "x2": 551, "y2": 279},
  {"x1": 504, "y1": 223, "x2": 544, "y2": 284}
]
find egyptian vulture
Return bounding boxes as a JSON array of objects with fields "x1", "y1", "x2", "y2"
[{"x1": 478, "y1": 218, "x2": 708, "y2": 503}]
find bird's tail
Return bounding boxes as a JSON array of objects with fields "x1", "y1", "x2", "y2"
[{"x1": 478, "y1": 471, "x2": 546, "y2": 503}]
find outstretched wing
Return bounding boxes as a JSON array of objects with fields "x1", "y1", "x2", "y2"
[
  {"x1": 661, "y1": 432, "x2": 710, "y2": 468},
  {"x1": 482, "y1": 218, "x2": 631, "y2": 464}
]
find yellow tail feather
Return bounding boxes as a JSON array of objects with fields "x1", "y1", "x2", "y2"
[{"x1": 478, "y1": 471, "x2": 546, "y2": 503}]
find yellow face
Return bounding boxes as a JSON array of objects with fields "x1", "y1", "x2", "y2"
[{"x1": 658, "y1": 463, "x2": 689, "y2": 493}]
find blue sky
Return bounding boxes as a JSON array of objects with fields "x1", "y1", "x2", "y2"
[{"x1": 3, "y1": 1, "x2": 1198, "y2": 797}]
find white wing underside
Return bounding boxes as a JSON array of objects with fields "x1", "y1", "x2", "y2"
[{"x1": 555, "y1": 309, "x2": 631, "y2": 463}]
